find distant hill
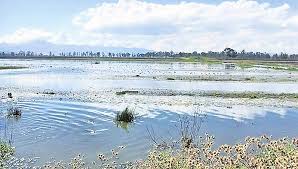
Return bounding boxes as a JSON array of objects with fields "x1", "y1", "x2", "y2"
[{"x1": 0, "y1": 41, "x2": 153, "y2": 54}]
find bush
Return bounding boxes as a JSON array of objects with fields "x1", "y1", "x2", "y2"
[{"x1": 115, "y1": 107, "x2": 135, "y2": 123}]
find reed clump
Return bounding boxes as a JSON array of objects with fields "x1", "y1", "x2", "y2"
[{"x1": 115, "y1": 107, "x2": 135, "y2": 123}]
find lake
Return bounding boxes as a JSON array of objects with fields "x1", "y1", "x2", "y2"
[{"x1": 0, "y1": 59, "x2": 297, "y2": 167}]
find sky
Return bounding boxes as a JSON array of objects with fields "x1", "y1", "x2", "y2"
[{"x1": 1, "y1": 0, "x2": 298, "y2": 53}]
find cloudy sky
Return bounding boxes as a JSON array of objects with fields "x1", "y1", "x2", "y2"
[{"x1": 1, "y1": 0, "x2": 298, "y2": 53}]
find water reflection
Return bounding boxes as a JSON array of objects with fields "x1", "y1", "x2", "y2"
[{"x1": 115, "y1": 121, "x2": 134, "y2": 133}]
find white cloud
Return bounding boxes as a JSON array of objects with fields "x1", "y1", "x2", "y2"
[
  {"x1": 71, "y1": 0, "x2": 298, "y2": 53},
  {"x1": 2, "y1": 0, "x2": 298, "y2": 53},
  {"x1": 0, "y1": 28, "x2": 54, "y2": 44}
]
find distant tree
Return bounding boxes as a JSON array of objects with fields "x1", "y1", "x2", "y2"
[
  {"x1": 223, "y1": 48, "x2": 237, "y2": 58},
  {"x1": 96, "y1": 52, "x2": 101, "y2": 57}
]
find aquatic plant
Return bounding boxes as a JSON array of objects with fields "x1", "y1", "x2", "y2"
[
  {"x1": 7, "y1": 107, "x2": 22, "y2": 117},
  {"x1": 0, "y1": 141, "x2": 14, "y2": 167},
  {"x1": 116, "y1": 90, "x2": 139, "y2": 95},
  {"x1": 166, "y1": 77, "x2": 175, "y2": 80},
  {"x1": 42, "y1": 90, "x2": 56, "y2": 95},
  {"x1": 115, "y1": 107, "x2": 135, "y2": 123}
]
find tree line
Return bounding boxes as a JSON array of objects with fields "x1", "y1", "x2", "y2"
[{"x1": 1, "y1": 48, "x2": 298, "y2": 60}]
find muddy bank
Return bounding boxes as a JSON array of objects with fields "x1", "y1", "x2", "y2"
[{"x1": 132, "y1": 74, "x2": 298, "y2": 82}]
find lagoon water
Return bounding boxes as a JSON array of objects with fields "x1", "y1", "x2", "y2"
[
  {"x1": 1, "y1": 100, "x2": 298, "y2": 166},
  {"x1": 0, "y1": 59, "x2": 298, "y2": 166},
  {"x1": 1, "y1": 59, "x2": 298, "y2": 93}
]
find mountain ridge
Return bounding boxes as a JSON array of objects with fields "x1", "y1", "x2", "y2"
[{"x1": 0, "y1": 41, "x2": 153, "y2": 54}]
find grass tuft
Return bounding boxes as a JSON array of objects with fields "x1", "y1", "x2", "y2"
[{"x1": 115, "y1": 107, "x2": 135, "y2": 123}]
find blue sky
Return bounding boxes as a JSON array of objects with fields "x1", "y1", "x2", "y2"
[{"x1": 1, "y1": 0, "x2": 298, "y2": 53}]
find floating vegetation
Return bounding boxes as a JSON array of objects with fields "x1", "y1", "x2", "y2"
[
  {"x1": 166, "y1": 77, "x2": 175, "y2": 80},
  {"x1": 42, "y1": 90, "x2": 56, "y2": 95},
  {"x1": 116, "y1": 90, "x2": 139, "y2": 95},
  {"x1": 115, "y1": 107, "x2": 135, "y2": 123},
  {"x1": 7, "y1": 107, "x2": 22, "y2": 117}
]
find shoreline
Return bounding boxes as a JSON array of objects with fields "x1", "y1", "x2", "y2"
[
  {"x1": 1, "y1": 56, "x2": 298, "y2": 63},
  {"x1": 1, "y1": 88, "x2": 298, "y2": 108}
]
